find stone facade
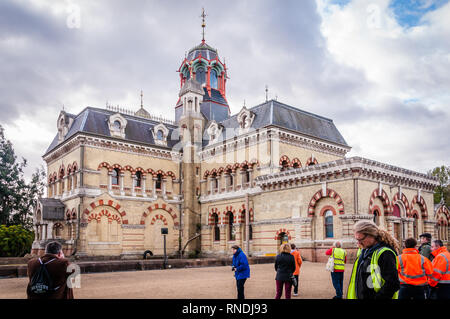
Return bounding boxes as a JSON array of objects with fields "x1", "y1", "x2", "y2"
[{"x1": 32, "y1": 33, "x2": 449, "y2": 261}]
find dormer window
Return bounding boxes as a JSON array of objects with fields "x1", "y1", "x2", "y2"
[
  {"x1": 113, "y1": 120, "x2": 121, "y2": 131},
  {"x1": 237, "y1": 107, "x2": 255, "y2": 133},
  {"x1": 108, "y1": 113, "x2": 127, "y2": 138},
  {"x1": 57, "y1": 111, "x2": 74, "y2": 143},
  {"x1": 207, "y1": 121, "x2": 222, "y2": 145},
  {"x1": 152, "y1": 123, "x2": 169, "y2": 146}
]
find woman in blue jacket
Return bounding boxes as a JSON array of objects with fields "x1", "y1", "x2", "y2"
[{"x1": 231, "y1": 245, "x2": 250, "y2": 299}]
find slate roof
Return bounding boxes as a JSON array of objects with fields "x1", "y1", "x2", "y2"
[
  {"x1": 44, "y1": 107, "x2": 179, "y2": 156},
  {"x1": 204, "y1": 100, "x2": 349, "y2": 147}
]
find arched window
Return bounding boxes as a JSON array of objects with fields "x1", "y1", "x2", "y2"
[
  {"x1": 373, "y1": 209, "x2": 380, "y2": 226},
  {"x1": 228, "y1": 212, "x2": 235, "y2": 241},
  {"x1": 134, "y1": 171, "x2": 142, "y2": 188},
  {"x1": 325, "y1": 210, "x2": 333, "y2": 238},
  {"x1": 281, "y1": 160, "x2": 289, "y2": 171},
  {"x1": 393, "y1": 204, "x2": 401, "y2": 218},
  {"x1": 112, "y1": 168, "x2": 120, "y2": 185},
  {"x1": 210, "y1": 69, "x2": 218, "y2": 89},
  {"x1": 213, "y1": 214, "x2": 220, "y2": 241},
  {"x1": 196, "y1": 66, "x2": 206, "y2": 84},
  {"x1": 156, "y1": 130, "x2": 164, "y2": 141},
  {"x1": 278, "y1": 232, "x2": 289, "y2": 245},
  {"x1": 292, "y1": 162, "x2": 300, "y2": 169},
  {"x1": 156, "y1": 173, "x2": 163, "y2": 190},
  {"x1": 113, "y1": 120, "x2": 121, "y2": 131},
  {"x1": 226, "y1": 169, "x2": 233, "y2": 189}
]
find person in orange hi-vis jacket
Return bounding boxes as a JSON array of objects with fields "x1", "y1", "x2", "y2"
[
  {"x1": 290, "y1": 243, "x2": 303, "y2": 297},
  {"x1": 428, "y1": 240, "x2": 450, "y2": 299},
  {"x1": 397, "y1": 237, "x2": 433, "y2": 299}
]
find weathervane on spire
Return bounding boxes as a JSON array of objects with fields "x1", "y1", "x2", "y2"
[
  {"x1": 200, "y1": 8, "x2": 207, "y2": 43},
  {"x1": 140, "y1": 90, "x2": 144, "y2": 109}
]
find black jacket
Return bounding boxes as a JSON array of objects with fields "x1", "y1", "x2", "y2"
[
  {"x1": 275, "y1": 252, "x2": 296, "y2": 282},
  {"x1": 355, "y1": 243, "x2": 400, "y2": 299}
]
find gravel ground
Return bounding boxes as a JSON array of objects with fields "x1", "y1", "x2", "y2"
[{"x1": 0, "y1": 261, "x2": 352, "y2": 299}]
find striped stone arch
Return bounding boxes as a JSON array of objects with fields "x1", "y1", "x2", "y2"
[
  {"x1": 392, "y1": 192, "x2": 410, "y2": 216},
  {"x1": 435, "y1": 205, "x2": 450, "y2": 222},
  {"x1": 111, "y1": 164, "x2": 123, "y2": 173},
  {"x1": 71, "y1": 161, "x2": 78, "y2": 173},
  {"x1": 411, "y1": 195, "x2": 428, "y2": 219},
  {"x1": 208, "y1": 208, "x2": 220, "y2": 225},
  {"x1": 147, "y1": 168, "x2": 155, "y2": 176},
  {"x1": 98, "y1": 162, "x2": 112, "y2": 172},
  {"x1": 134, "y1": 167, "x2": 146, "y2": 176},
  {"x1": 87, "y1": 209, "x2": 122, "y2": 224},
  {"x1": 222, "y1": 206, "x2": 237, "y2": 224},
  {"x1": 67, "y1": 163, "x2": 73, "y2": 174},
  {"x1": 140, "y1": 202, "x2": 178, "y2": 226},
  {"x1": 166, "y1": 171, "x2": 176, "y2": 180},
  {"x1": 279, "y1": 155, "x2": 290, "y2": 166},
  {"x1": 306, "y1": 156, "x2": 319, "y2": 166},
  {"x1": 154, "y1": 169, "x2": 166, "y2": 178},
  {"x1": 238, "y1": 204, "x2": 254, "y2": 223},
  {"x1": 308, "y1": 188, "x2": 345, "y2": 217},
  {"x1": 123, "y1": 165, "x2": 135, "y2": 174},
  {"x1": 217, "y1": 167, "x2": 225, "y2": 175},
  {"x1": 65, "y1": 209, "x2": 72, "y2": 221},
  {"x1": 291, "y1": 158, "x2": 302, "y2": 168},
  {"x1": 249, "y1": 159, "x2": 260, "y2": 167},
  {"x1": 71, "y1": 208, "x2": 77, "y2": 220},
  {"x1": 232, "y1": 163, "x2": 241, "y2": 171},
  {"x1": 83, "y1": 199, "x2": 128, "y2": 224},
  {"x1": 368, "y1": 189, "x2": 392, "y2": 215},
  {"x1": 239, "y1": 160, "x2": 251, "y2": 169},
  {"x1": 274, "y1": 229, "x2": 292, "y2": 241},
  {"x1": 224, "y1": 164, "x2": 234, "y2": 173},
  {"x1": 59, "y1": 165, "x2": 65, "y2": 178}
]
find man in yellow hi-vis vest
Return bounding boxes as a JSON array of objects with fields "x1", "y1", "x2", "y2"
[{"x1": 326, "y1": 241, "x2": 347, "y2": 299}]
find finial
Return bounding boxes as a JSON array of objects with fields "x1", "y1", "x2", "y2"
[
  {"x1": 265, "y1": 85, "x2": 269, "y2": 102},
  {"x1": 140, "y1": 90, "x2": 143, "y2": 109},
  {"x1": 200, "y1": 8, "x2": 207, "y2": 43},
  {"x1": 243, "y1": 99, "x2": 246, "y2": 107}
]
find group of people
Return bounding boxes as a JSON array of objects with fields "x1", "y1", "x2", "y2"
[
  {"x1": 26, "y1": 221, "x2": 450, "y2": 300},
  {"x1": 231, "y1": 220, "x2": 450, "y2": 300}
]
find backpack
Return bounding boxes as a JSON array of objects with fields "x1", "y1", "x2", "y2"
[{"x1": 29, "y1": 258, "x2": 59, "y2": 296}]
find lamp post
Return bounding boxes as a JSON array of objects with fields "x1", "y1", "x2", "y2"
[{"x1": 161, "y1": 227, "x2": 168, "y2": 269}]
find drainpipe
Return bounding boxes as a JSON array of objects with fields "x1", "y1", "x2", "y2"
[
  {"x1": 245, "y1": 193, "x2": 250, "y2": 255},
  {"x1": 178, "y1": 157, "x2": 183, "y2": 258},
  {"x1": 72, "y1": 138, "x2": 85, "y2": 256}
]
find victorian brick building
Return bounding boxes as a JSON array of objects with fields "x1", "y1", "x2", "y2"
[{"x1": 32, "y1": 20, "x2": 448, "y2": 261}]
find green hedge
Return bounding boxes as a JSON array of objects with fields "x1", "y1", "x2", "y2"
[{"x1": 0, "y1": 225, "x2": 34, "y2": 257}]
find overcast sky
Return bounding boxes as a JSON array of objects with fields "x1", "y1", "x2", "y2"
[{"x1": 1, "y1": 0, "x2": 449, "y2": 181}]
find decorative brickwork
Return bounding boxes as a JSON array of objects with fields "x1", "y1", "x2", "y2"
[
  {"x1": 411, "y1": 195, "x2": 428, "y2": 219},
  {"x1": 308, "y1": 188, "x2": 344, "y2": 217},
  {"x1": 140, "y1": 202, "x2": 178, "y2": 226},
  {"x1": 368, "y1": 189, "x2": 392, "y2": 215},
  {"x1": 83, "y1": 199, "x2": 128, "y2": 224}
]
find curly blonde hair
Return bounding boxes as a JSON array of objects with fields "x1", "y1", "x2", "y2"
[
  {"x1": 354, "y1": 220, "x2": 400, "y2": 254},
  {"x1": 279, "y1": 243, "x2": 291, "y2": 254}
]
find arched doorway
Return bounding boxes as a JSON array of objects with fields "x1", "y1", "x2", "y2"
[{"x1": 278, "y1": 232, "x2": 289, "y2": 246}]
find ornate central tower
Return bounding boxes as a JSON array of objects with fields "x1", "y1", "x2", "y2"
[{"x1": 175, "y1": 9, "x2": 230, "y2": 123}]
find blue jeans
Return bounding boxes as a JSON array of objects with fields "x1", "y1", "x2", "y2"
[{"x1": 331, "y1": 272, "x2": 344, "y2": 298}]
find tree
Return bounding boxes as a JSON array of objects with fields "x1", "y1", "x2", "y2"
[
  {"x1": 0, "y1": 124, "x2": 46, "y2": 229},
  {"x1": 429, "y1": 165, "x2": 450, "y2": 206}
]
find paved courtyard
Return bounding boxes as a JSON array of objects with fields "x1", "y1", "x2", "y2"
[{"x1": 0, "y1": 261, "x2": 352, "y2": 299}]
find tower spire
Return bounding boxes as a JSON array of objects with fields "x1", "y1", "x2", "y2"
[
  {"x1": 140, "y1": 90, "x2": 144, "y2": 109},
  {"x1": 200, "y1": 8, "x2": 207, "y2": 43}
]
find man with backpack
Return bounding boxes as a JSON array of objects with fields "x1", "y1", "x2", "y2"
[{"x1": 27, "y1": 241, "x2": 74, "y2": 299}]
